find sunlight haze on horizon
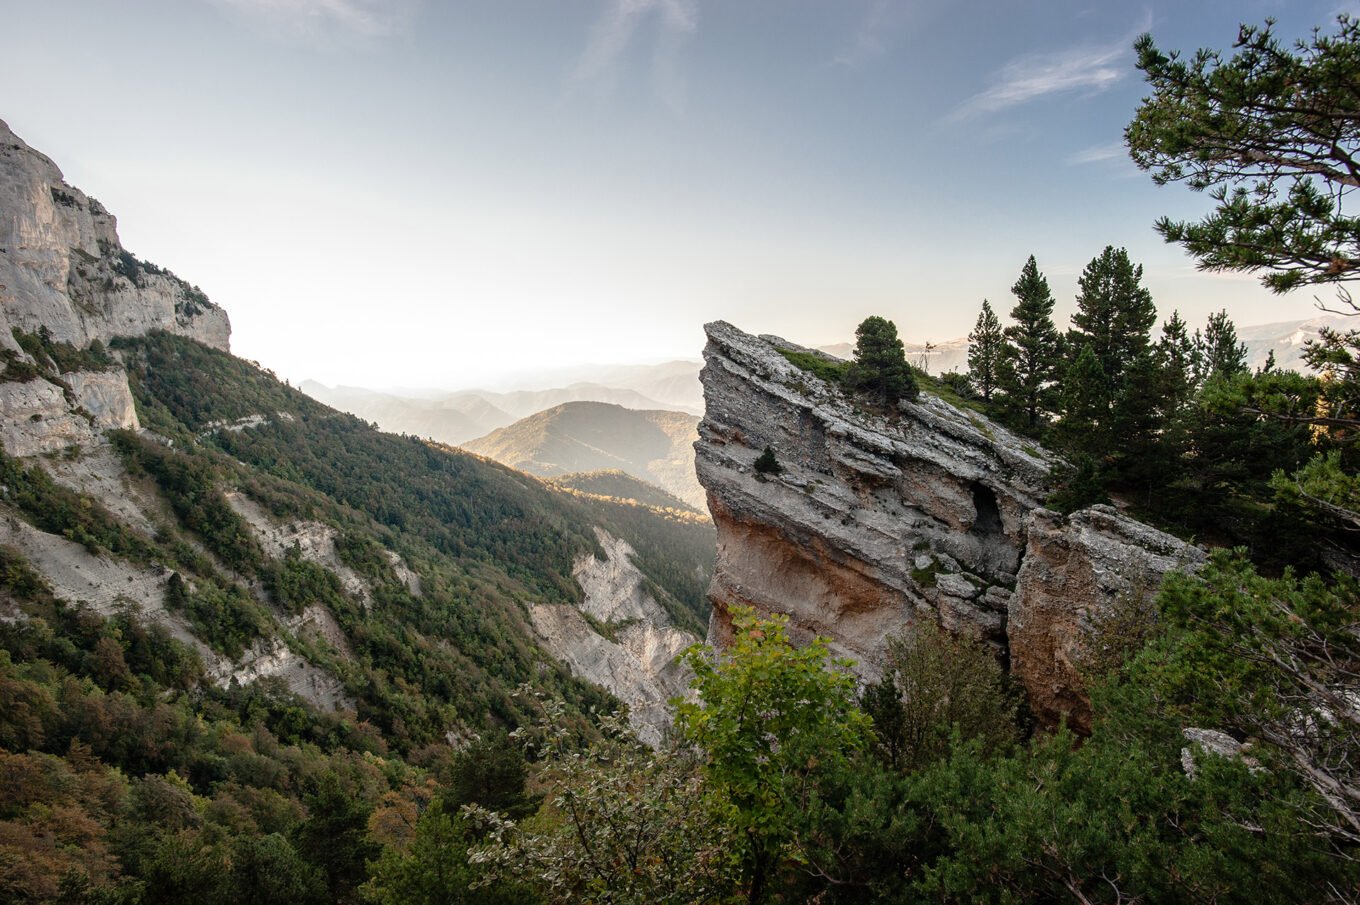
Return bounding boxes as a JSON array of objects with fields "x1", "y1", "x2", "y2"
[{"x1": 0, "y1": 0, "x2": 1345, "y2": 389}]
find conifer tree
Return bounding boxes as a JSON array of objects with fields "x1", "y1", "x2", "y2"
[
  {"x1": 1054, "y1": 343, "x2": 1110, "y2": 456},
  {"x1": 1155, "y1": 310, "x2": 1200, "y2": 415},
  {"x1": 1069, "y1": 246, "x2": 1157, "y2": 396},
  {"x1": 848, "y1": 316, "x2": 917, "y2": 405},
  {"x1": 967, "y1": 299, "x2": 1005, "y2": 402},
  {"x1": 998, "y1": 256, "x2": 1061, "y2": 430},
  {"x1": 1198, "y1": 310, "x2": 1249, "y2": 382},
  {"x1": 1066, "y1": 247, "x2": 1162, "y2": 475}
]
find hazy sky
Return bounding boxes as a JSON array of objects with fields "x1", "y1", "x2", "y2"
[{"x1": 0, "y1": 0, "x2": 1348, "y2": 388}]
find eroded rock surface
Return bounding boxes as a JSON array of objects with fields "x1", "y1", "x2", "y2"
[
  {"x1": 530, "y1": 528, "x2": 696, "y2": 747},
  {"x1": 696, "y1": 321, "x2": 1203, "y2": 729},
  {"x1": 698, "y1": 321, "x2": 1053, "y2": 674},
  {"x1": 1010, "y1": 506, "x2": 1204, "y2": 731}
]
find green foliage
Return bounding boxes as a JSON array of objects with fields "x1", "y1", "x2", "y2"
[
  {"x1": 266, "y1": 545, "x2": 349, "y2": 617},
  {"x1": 0, "y1": 448, "x2": 159, "y2": 561},
  {"x1": 1070, "y1": 246, "x2": 1157, "y2": 390},
  {"x1": 1046, "y1": 455, "x2": 1111, "y2": 514},
  {"x1": 997, "y1": 256, "x2": 1061, "y2": 430},
  {"x1": 11, "y1": 327, "x2": 115, "y2": 376},
  {"x1": 470, "y1": 702, "x2": 733, "y2": 904},
  {"x1": 1199, "y1": 310, "x2": 1249, "y2": 382},
  {"x1": 676, "y1": 608, "x2": 870, "y2": 903},
  {"x1": 860, "y1": 621, "x2": 1018, "y2": 772},
  {"x1": 364, "y1": 805, "x2": 530, "y2": 905},
  {"x1": 1136, "y1": 553, "x2": 1360, "y2": 847},
  {"x1": 753, "y1": 445, "x2": 782, "y2": 476},
  {"x1": 1053, "y1": 343, "x2": 1111, "y2": 456},
  {"x1": 847, "y1": 316, "x2": 918, "y2": 405},
  {"x1": 295, "y1": 772, "x2": 382, "y2": 904},
  {"x1": 1127, "y1": 16, "x2": 1360, "y2": 293},
  {"x1": 0, "y1": 588, "x2": 419, "y2": 904},
  {"x1": 113, "y1": 431, "x2": 266, "y2": 578},
  {"x1": 164, "y1": 571, "x2": 271, "y2": 659},
  {"x1": 776, "y1": 347, "x2": 850, "y2": 385},
  {"x1": 965, "y1": 299, "x2": 1004, "y2": 402}
]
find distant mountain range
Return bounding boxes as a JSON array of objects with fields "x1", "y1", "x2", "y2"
[
  {"x1": 302, "y1": 313, "x2": 1350, "y2": 504},
  {"x1": 462, "y1": 401, "x2": 705, "y2": 510},
  {"x1": 301, "y1": 378, "x2": 696, "y2": 446}
]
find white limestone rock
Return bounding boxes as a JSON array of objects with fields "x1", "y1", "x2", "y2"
[
  {"x1": 531, "y1": 527, "x2": 697, "y2": 747},
  {"x1": 0, "y1": 118, "x2": 229, "y2": 352}
]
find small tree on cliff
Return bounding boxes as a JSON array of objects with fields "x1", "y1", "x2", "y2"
[
  {"x1": 753, "y1": 446, "x2": 782, "y2": 476},
  {"x1": 847, "y1": 315, "x2": 918, "y2": 405}
]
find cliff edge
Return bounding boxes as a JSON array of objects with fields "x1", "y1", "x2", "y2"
[
  {"x1": 0, "y1": 118, "x2": 230, "y2": 352},
  {"x1": 695, "y1": 321, "x2": 1204, "y2": 731}
]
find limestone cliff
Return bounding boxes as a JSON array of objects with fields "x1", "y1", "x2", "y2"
[
  {"x1": 0, "y1": 118, "x2": 230, "y2": 353},
  {"x1": 696, "y1": 321, "x2": 1202, "y2": 731}
]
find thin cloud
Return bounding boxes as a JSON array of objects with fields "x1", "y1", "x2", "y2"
[
  {"x1": 834, "y1": 0, "x2": 893, "y2": 69},
  {"x1": 206, "y1": 0, "x2": 419, "y2": 40},
  {"x1": 1066, "y1": 142, "x2": 1126, "y2": 165},
  {"x1": 952, "y1": 14, "x2": 1151, "y2": 121},
  {"x1": 576, "y1": 0, "x2": 698, "y2": 109}
]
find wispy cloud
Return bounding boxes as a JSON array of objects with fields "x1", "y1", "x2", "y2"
[
  {"x1": 206, "y1": 0, "x2": 420, "y2": 40},
  {"x1": 952, "y1": 14, "x2": 1151, "y2": 121},
  {"x1": 834, "y1": 0, "x2": 893, "y2": 69},
  {"x1": 953, "y1": 43, "x2": 1125, "y2": 120},
  {"x1": 1066, "y1": 142, "x2": 1126, "y2": 165},
  {"x1": 575, "y1": 0, "x2": 698, "y2": 109}
]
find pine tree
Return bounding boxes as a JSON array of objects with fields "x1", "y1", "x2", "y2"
[
  {"x1": 967, "y1": 299, "x2": 1005, "y2": 402},
  {"x1": 1069, "y1": 246, "x2": 1157, "y2": 397},
  {"x1": 1054, "y1": 343, "x2": 1110, "y2": 457},
  {"x1": 1155, "y1": 310, "x2": 1200, "y2": 415},
  {"x1": 848, "y1": 316, "x2": 917, "y2": 405},
  {"x1": 998, "y1": 256, "x2": 1061, "y2": 430},
  {"x1": 1199, "y1": 310, "x2": 1249, "y2": 382}
]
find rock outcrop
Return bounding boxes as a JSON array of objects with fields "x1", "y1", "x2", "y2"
[
  {"x1": 696, "y1": 321, "x2": 1202, "y2": 730},
  {"x1": 1009, "y1": 506, "x2": 1204, "y2": 731},
  {"x1": 0, "y1": 369, "x2": 139, "y2": 457},
  {"x1": 0, "y1": 118, "x2": 229, "y2": 353}
]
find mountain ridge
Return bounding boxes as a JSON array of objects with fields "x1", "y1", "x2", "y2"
[{"x1": 462, "y1": 400, "x2": 706, "y2": 511}]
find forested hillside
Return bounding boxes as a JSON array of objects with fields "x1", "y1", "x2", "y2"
[{"x1": 0, "y1": 329, "x2": 715, "y2": 902}]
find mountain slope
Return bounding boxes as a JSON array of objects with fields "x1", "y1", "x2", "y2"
[
  {"x1": 0, "y1": 119, "x2": 714, "y2": 898},
  {"x1": 463, "y1": 401, "x2": 705, "y2": 510}
]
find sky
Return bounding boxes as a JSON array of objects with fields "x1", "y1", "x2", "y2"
[{"x1": 0, "y1": 0, "x2": 1350, "y2": 389}]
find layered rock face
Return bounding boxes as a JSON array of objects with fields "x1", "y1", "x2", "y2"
[
  {"x1": 696, "y1": 321, "x2": 1201, "y2": 731},
  {"x1": 1011, "y1": 506, "x2": 1204, "y2": 730},
  {"x1": 0, "y1": 118, "x2": 229, "y2": 352}
]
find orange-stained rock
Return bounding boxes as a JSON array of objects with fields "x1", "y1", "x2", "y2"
[
  {"x1": 1009, "y1": 506, "x2": 1204, "y2": 732},
  {"x1": 695, "y1": 321, "x2": 1204, "y2": 731}
]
